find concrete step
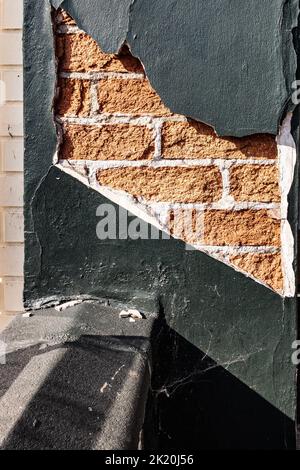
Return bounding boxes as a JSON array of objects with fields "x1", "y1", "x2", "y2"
[{"x1": 0, "y1": 302, "x2": 156, "y2": 450}]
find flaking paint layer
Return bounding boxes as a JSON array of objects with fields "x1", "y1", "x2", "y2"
[{"x1": 50, "y1": 0, "x2": 299, "y2": 136}]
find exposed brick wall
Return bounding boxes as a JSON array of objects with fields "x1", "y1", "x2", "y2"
[{"x1": 54, "y1": 10, "x2": 285, "y2": 294}]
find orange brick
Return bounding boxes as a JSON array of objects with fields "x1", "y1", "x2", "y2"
[
  {"x1": 98, "y1": 78, "x2": 171, "y2": 116},
  {"x1": 162, "y1": 121, "x2": 277, "y2": 159},
  {"x1": 56, "y1": 78, "x2": 90, "y2": 117},
  {"x1": 168, "y1": 209, "x2": 204, "y2": 244},
  {"x1": 60, "y1": 124, "x2": 155, "y2": 160},
  {"x1": 97, "y1": 166, "x2": 222, "y2": 203},
  {"x1": 56, "y1": 34, "x2": 143, "y2": 73},
  {"x1": 230, "y1": 253, "x2": 283, "y2": 292},
  {"x1": 203, "y1": 210, "x2": 281, "y2": 246},
  {"x1": 230, "y1": 165, "x2": 280, "y2": 202}
]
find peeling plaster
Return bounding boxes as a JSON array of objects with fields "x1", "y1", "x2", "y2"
[
  {"x1": 277, "y1": 113, "x2": 297, "y2": 297},
  {"x1": 50, "y1": 0, "x2": 300, "y2": 136},
  {"x1": 52, "y1": 1, "x2": 298, "y2": 296}
]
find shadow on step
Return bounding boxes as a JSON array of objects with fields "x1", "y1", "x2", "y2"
[{"x1": 0, "y1": 335, "x2": 151, "y2": 450}]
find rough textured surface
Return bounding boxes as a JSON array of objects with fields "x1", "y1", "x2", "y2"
[
  {"x1": 61, "y1": 124, "x2": 155, "y2": 160},
  {"x1": 99, "y1": 78, "x2": 171, "y2": 116},
  {"x1": 230, "y1": 253, "x2": 283, "y2": 292},
  {"x1": 56, "y1": 78, "x2": 90, "y2": 117},
  {"x1": 25, "y1": 169, "x2": 296, "y2": 449},
  {"x1": 56, "y1": 34, "x2": 144, "y2": 73},
  {"x1": 23, "y1": 2, "x2": 298, "y2": 449},
  {"x1": 230, "y1": 165, "x2": 280, "y2": 202},
  {"x1": 0, "y1": 303, "x2": 155, "y2": 450},
  {"x1": 98, "y1": 166, "x2": 222, "y2": 203},
  {"x1": 162, "y1": 122, "x2": 277, "y2": 160},
  {"x1": 203, "y1": 210, "x2": 281, "y2": 246},
  {"x1": 51, "y1": 0, "x2": 299, "y2": 136}
]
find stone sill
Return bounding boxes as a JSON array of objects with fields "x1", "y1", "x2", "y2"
[{"x1": 0, "y1": 302, "x2": 156, "y2": 450}]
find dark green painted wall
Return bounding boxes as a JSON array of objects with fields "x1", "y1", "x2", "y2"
[{"x1": 52, "y1": 0, "x2": 299, "y2": 136}]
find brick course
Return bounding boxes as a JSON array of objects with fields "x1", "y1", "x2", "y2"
[
  {"x1": 61, "y1": 124, "x2": 155, "y2": 160},
  {"x1": 98, "y1": 78, "x2": 171, "y2": 116},
  {"x1": 230, "y1": 165, "x2": 280, "y2": 202},
  {"x1": 203, "y1": 210, "x2": 281, "y2": 246},
  {"x1": 97, "y1": 166, "x2": 223, "y2": 203},
  {"x1": 162, "y1": 122, "x2": 277, "y2": 160}
]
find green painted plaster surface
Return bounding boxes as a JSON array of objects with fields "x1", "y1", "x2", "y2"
[{"x1": 52, "y1": 0, "x2": 299, "y2": 136}]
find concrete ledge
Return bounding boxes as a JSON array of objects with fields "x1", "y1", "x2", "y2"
[{"x1": 0, "y1": 302, "x2": 156, "y2": 450}]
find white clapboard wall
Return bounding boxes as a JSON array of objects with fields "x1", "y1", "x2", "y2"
[{"x1": 0, "y1": 0, "x2": 24, "y2": 329}]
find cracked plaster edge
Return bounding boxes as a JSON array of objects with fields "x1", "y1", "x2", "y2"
[{"x1": 277, "y1": 112, "x2": 296, "y2": 297}]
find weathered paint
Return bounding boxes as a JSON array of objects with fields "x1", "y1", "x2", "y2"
[
  {"x1": 51, "y1": 0, "x2": 299, "y2": 136},
  {"x1": 24, "y1": 0, "x2": 299, "y2": 448}
]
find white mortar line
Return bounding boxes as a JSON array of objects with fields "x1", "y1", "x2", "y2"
[
  {"x1": 153, "y1": 120, "x2": 163, "y2": 160},
  {"x1": 219, "y1": 163, "x2": 232, "y2": 204},
  {"x1": 90, "y1": 81, "x2": 100, "y2": 116},
  {"x1": 57, "y1": 115, "x2": 185, "y2": 126},
  {"x1": 56, "y1": 25, "x2": 83, "y2": 34},
  {"x1": 148, "y1": 201, "x2": 280, "y2": 211},
  {"x1": 192, "y1": 246, "x2": 280, "y2": 254},
  {"x1": 57, "y1": 158, "x2": 277, "y2": 169},
  {"x1": 57, "y1": 115, "x2": 157, "y2": 128},
  {"x1": 277, "y1": 113, "x2": 296, "y2": 297},
  {"x1": 60, "y1": 71, "x2": 145, "y2": 80}
]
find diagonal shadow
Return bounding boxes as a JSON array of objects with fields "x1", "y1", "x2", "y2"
[
  {"x1": 145, "y1": 318, "x2": 296, "y2": 450},
  {"x1": 0, "y1": 335, "x2": 151, "y2": 450},
  {"x1": 22, "y1": 167, "x2": 297, "y2": 450}
]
